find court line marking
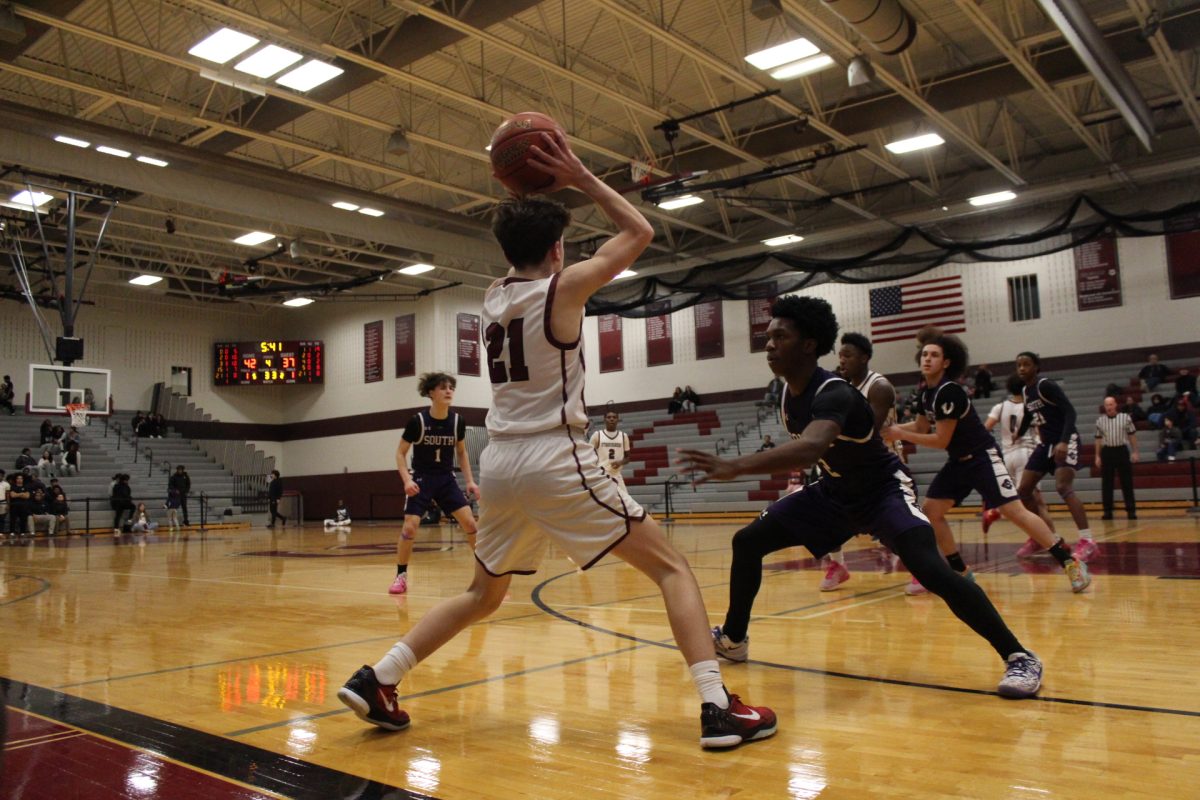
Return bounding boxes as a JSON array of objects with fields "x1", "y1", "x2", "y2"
[{"x1": 0, "y1": 574, "x2": 52, "y2": 606}]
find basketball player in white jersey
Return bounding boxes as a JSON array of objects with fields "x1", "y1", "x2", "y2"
[
  {"x1": 337, "y1": 129, "x2": 775, "y2": 749},
  {"x1": 983, "y1": 373, "x2": 1049, "y2": 533},
  {"x1": 815, "y1": 332, "x2": 900, "y2": 590},
  {"x1": 590, "y1": 410, "x2": 632, "y2": 492}
]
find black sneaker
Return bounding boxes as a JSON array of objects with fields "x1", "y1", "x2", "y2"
[
  {"x1": 699, "y1": 688, "x2": 777, "y2": 749},
  {"x1": 337, "y1": 665, "x2": 411, "y2": 731}
]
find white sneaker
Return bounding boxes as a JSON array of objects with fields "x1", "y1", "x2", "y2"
[
  {"x1": 711, "y1": 625, "x2": 749, "y2": 662},
  {"x1": 997, "y1": 652, "x2": 1043, "y2": 699}
]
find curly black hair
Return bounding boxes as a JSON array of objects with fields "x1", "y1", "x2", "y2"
[
  {"x1": 1016, "y1": 350, "x2": 1041, "y2": 368},
  {"x1": 491, "y1": 198, "x2": 572, "y2": 268},
  {"x1": 840, "y1": 332, "x2": 873, "y2": 359},
  {"x1": 919, "y1": 332, "x2": 970, "y2": 380},
  {"x1": 418, "y1": 372, "x2": 456, "y2": 397},
  {"x1": 770, "y1": 295, "x2": 839, "y2": 357}
]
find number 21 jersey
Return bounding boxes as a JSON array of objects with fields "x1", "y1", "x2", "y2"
[{"x1": 483, "y1": 273, "x2": 588, "y2": 435}]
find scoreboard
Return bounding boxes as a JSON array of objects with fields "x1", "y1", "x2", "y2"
[{"x1": 213, "y1": 341, "x2": 323, "y2": 385}]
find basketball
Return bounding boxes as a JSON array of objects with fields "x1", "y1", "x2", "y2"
[{"x1": 489, "y1": 112, "x2": 564, "y2": 196}]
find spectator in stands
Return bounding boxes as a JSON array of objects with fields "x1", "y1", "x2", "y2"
[
  {"x1": 152, "y1": 413, "x2": 166, "y2": 437},
  {"x1": 762, "y1": 376, "x2": 784, "y2": 408},
  {"x1": 267, "y1": 469, "x2": 286, "y2": 528},
  {"x1": 111, "y1": 473, "x2": 134, "y2": 534},
  {"x1": 681, "y1": 385, "x2": 701, "y2": 413},
  {"x1": 1139, "y1": 354, "x2": 1170, "y2": 390},
  {"x1": 325, "y1": 500, "x2": 352, "y2": 529},
  {"x1": 0, "y1": 469, "x2": 9, "y2": 537},
  {"x1": 64, "y1": 427, "x2": 81, "y2": 449},
  {"x1": 23, "y1": 468, "x2": 44, "y2": 495},
  {"x1": 130, "y1": 502, "x2": 159, "y2": 533},
  {"x1": 668, "y1": 387, "x2": 684, "y2": 416},
  {"x1": 1147, "y1": 394, "x2": 1170, "y2": 428},
  {"x1": 1121, "y1": 396, "x2": 1147, "y2": 423},
  {"x1": 973, "y1": 364, "x2": 993, "y2": 399},
  {"x1": 39, "y1": 419, "x2": 53, "y2": 445},
  {"x1": 14, "y1": 448, "x2": 36, "y2": 472},
  {"x1": 1166, "y1": 398, "x2": 1198, "y2": 447},
  {"x1": 169, "y1": 466, "x2": 192, "y2": 526},
  {"x1": 83, "y1": 387, "x2": 95, "y2": 411},
  {"x1": 1174, "y1": 367, "x2": 1197, "y2": 402},
  {"x1": 36, "y1": 449, "x2": 55, "y2": 479},
  {"x1": 131, "y1": 411, "x2": 146, "y2": 436},
  {"x1": 62, "y1": 442, "x2": 80, "y2": 476},
  {"x1": 757, "y1": 435, "x2": 776, "y2": 452},
  {"x1": 1157, "y1": 419, "x2": 1183, "y2": 462},
  {"x1": 0, "y1": 375, "x2": 15, "y2": 415},
  {"x1": 8, "y1": 474, "x2": 31, "y2": 537},
  {"x1": 50, "y1": 488, "x2": 70, "y2": 536},
  {"x1": 898, "y1": 403, "x2": 917, "y2": 424},
  {"x1": 165, "y1": 487, "x2": 182, "y2": 533},
  {"x1": 28, "y1": 488, "x2": 56, "y2": 536}
]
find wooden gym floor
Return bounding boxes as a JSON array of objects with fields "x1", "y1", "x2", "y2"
[{"x1": 2, "y1": 513, "x2": 1198, "y2": 798}]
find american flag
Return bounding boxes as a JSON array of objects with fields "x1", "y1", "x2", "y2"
[{"x1": 869, "y1": 275, "x2": 965, "y2": 344}]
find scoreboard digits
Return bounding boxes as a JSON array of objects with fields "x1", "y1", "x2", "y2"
[{"x1": 214, "y1": 341, "x2": 323, "y2": 386}]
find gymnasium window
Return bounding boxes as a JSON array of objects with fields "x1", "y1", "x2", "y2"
[{"x1": 1007, "y1": 274, "x2": 1041, "y2": 322}]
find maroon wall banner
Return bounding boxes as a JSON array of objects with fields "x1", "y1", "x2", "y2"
[
  {"x1": 394, "y1": 314, "x2": 416, "y2": 378},
  {"x1": 694, "y1": 300, "x2": 724, "y2": 360},
  {"x1": 747, "y1": 280, "x2": 777, "y2": 352},
  {"x1": 456, "y1": 312, "x2": 481, "y2": 376},
  {"x1": 1165, "y1": 214, "x2": 1200, "y2": 299},
  {"x1": 645, "y1": 302, "x2": 673, "y2": 367},
  {"x1": 1074, "y1": 236, "x2": 1122, "y2": 311},
  {"x1": 598, "y1": 313, "x2": 624, "y2": 373},
  {"x1": 363, "y1": 320, "x2": 383, "y2": 384}
]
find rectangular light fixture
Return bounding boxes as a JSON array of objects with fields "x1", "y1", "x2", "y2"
[
  {"x1": 332, "y1": 201, "x2": 360, "y2": 211},
  {"x1": 233, "y1": 231, "x2": 276, "y2": 246},
  {"x1": 129, "y1": 274, "x2": 163, "y2": 286},
  {"x1": 357, "y1": 207, "x2": 385, "y2": 217},
  {"x1": 283, "y1": 297, "x2": 314, "y2": 307},
  {"x1": 397, "y1": 263, "x2": 435, "y2": 275},
  {"x1": 136, "y1": 155, "x2": 169, "y2": 167},
  {"x1": 761, "y1": 234, "x2": 804, "y2": 247},
  {"x1": 275, "y1": 60, "x2": 344, "y2": 92},
  {"x1": 770, "y1": 54, "x2": 835, "y2": 80},
  {"x1": 7, "y1": 190, "x2": 54, "y2": 209},
  {"x1": 613, "y1": 270, "x2": 638, "y2": 280},
  {"x1": 968, "y1": 190, "x2": 1017, "y2": 207},
  {"x1": 745, "y1": 38, "x2": 820, "y2": 70},
  {"x1": 658, "y1": 194, "x2": 704, "y2": 210},
  {"x1": 198, "y1": 67, "x2": 267, "y2": 96},
  {"x1": 189, "y1": 28, "x2": 259, "y2": 65},
  {"x1": 54, "y1": 135, "x2": 90, "y2": 148},
  {"x1": 885, "y1": 133, "x2": 945, "y2": 154},
  {"x1": 96, "y1": 145, "x2": 131, "y2": 158},
  {"x1": 235, "y1": 45, "x2": 303, "y2": 79}
]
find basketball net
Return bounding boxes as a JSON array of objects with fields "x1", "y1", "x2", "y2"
[
  {"x1": 66, "y1": 403, "x2": 89, "y2": 427},
  {"x1": 630, "y1": 156, "x2": 655, "y2": 185}
]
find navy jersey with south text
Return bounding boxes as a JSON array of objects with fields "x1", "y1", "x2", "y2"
[
  {"x1": 920, "y1": 379, "x2": 995, "y2": 460},
  {"x1": 1022, "y1": 378, "x2": 1077, "y2": 445},
  {"x1": 781, "y1": 367, "x2": 904, "y2": 498},
  {"x1": 402, "y1": 410, "x2": 466, "y2": 474}
]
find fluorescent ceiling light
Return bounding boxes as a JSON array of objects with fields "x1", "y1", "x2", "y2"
[
  {"x1": 283, "y1": 297, "x2": 314, "y2": 307},
  {"x1": 188, "y1": 28, "x2": 259, "y2": 65},
  {"x1": 745, "y1": 38, "x2": 820, "y2": 70},
  {"x1": 54, "y1": 135, "x2": 90, "y2": 148},
  {"x1": 357, "y1": 207, "x2": 385, "y2": 217},
  {"x1": 968, "y1": 190, "x2": 1017, "y2": 207},
  {"x1": 658, "y1": 194, "x2": 704, "y2": 210},
  {"x1": 128, "y1": 274, "x2": 163, "y2": 286},
  {"x1": 332, "y1": 201, "x2": 360, "y2": 211},
  {"x1": 614, "y1": 270, "x2": 638, "y2": 280},
  {"x1": 762, "y1": 234, "x2": 804, "y2": 247},
  {"x1": 96, "y1": 145, "x2": 131, "y2": 158},
  {"x1": 136, "y1": 155, "x2": 169, "y2": 167},
  {"x1": 233, "y1": 231, "x2": 276, "y2": 246},
  {"x1": 276, "y1": 60, "x2": 344, "y2": 91},
  {"x1": 885, "y1": 133, "x2": 945, "y2": 154},
  {"x1": 770, "y1": 54, "x2": 835, "y2": 80},
  {"x1": 235, "y1": 45, "x2": 303, "y2": 79},
  {"x1": 484, "y1": 144, "x2": 492, "y2": 152},
  {"x1": 397, "y1": 263, "x2": 435, "y2": 275},
  {"x1": 7, "y1": 190, "x2": 54, "y2": 210}
]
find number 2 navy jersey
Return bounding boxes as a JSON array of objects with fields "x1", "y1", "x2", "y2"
[
  {"x1": 920, "y1": 378, "x2": 995, "y2": 460},
  {"x1": 781, "y1": 367, "x2": 905, "y2": 499},
  {"x1": 1022, "y1": 377, "x2": 1077, "y2": 445},
  {"x1": 402, "y1": 410, "x2": 465, "y2": 474}
]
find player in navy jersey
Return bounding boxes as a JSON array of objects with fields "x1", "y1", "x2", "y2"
[
  {"x1": 679, "y1": 295, "x2": 1045, "y2": 699},
  {"x1": 389, "y1": 371, "x2": 479, "y2": 595},
  {"x1": 885, "y1": 332, "x2": 1089, "y2": 594},
  {"x1": 1015, "y1": 352, "x2": 1096, "y2": 561}
]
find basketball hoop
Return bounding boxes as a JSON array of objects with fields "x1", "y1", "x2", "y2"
[
  {"x1": 65, "y1": 402, "x2": 89, "y2": 427},
  {"x1": 630, "y1": 156, "x2": 655, "y2": 185}
]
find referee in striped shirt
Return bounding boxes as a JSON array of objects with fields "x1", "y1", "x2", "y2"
[{"x1": 1095, "y1": 396, "x2": 1139, "y2": 520}]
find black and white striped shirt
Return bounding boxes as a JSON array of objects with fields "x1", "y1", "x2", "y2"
[{"x1": 1094, "y1": 412, "x2": 1136, "y2": 448}]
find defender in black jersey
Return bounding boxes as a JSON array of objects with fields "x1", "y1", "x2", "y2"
[
  {"x1": 1015, "y1": 352, "x2": 1096, "y2": 562},
  {"x1": 389, "y1": 372, "x2": 479, "y2": 595},
  {"x1": 679, "y1": 296, "x2": 1044, "y2": 698},
  {"x1": 885, "y1": 333, "x2": 1089, "y2": 593}
]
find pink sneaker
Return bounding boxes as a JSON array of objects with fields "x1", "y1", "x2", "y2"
[
  {"x1": 819, "y1": 561, "x2": 850, "y2": 592},
  {"x1": 904, "y1": 577, "x2": 927, "y2": 596},
  {"x1": 388, "y1": 573, "x2": 408, "y2": 595},
  {"x1": 1015, "y1": 538, "x2": 1044, "y2": 558},
  {"x1": 1071, "y1": 538, "x2": 1098, "y2": 562},
  {"x1": 981, "y1": 507, "x2": 1001, "y2": 534}
]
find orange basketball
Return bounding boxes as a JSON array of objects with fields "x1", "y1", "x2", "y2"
[{"x1": 489, "y1": 112, "x2": 564, "y2": 196}]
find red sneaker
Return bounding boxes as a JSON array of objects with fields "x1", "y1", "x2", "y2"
[
  {"x1": 981, "y1": 507, "x2": 1001, "y2": 534},
  {"x1": 819, "y1": 560, "x2": 850, "y2": 591},
  {"x1": 1015, "y1": 538, "x2": 1044, "y2": 558},
  {"x1": 700, "y1": 689, "x2": 777, "y2": 749},
  {"x1": 337, "y1": 665, "x2": 411, "y2": 731}
]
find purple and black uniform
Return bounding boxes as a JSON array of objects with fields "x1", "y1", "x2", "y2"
[
  {"x1": 402, "y1": 410, "x2": 470, "y2": 518},
  {"x1": 1021, "y1": 378, "x2": 1081, "y2": 473},
  {"x1": 923, "y1": 379, "x2": 1020, "y2": 509}
]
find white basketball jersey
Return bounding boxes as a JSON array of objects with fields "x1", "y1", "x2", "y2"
[
  {"x1": 483, "y1": 274, "x2": 588, "y2": 435},
  {"x1": 590, "y1": 429, "x2": 630, "y2": 473},
  {"x1": 988, "y1": 399, "x2": 1038, "y2": 452},
  {"x1": 855, "y1": 369, "x2": 902, "y2": 457}
]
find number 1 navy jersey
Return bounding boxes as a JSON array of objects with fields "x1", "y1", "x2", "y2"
[
  {"x1": 402, "y1": 410, "x2": 465, "y2": 474},
  {"x1": 781, "y1": 367, "x2": 904, "y2": 499},
  {"x1": 482, "y1": 274, "x2": 588, "y2": 435},
  {"x1": 1022, "y1": 377, "x2": 1077, "y2": 445},
  {"x1": 920, "y1": 378, "x2": 995, "y2": 460}
]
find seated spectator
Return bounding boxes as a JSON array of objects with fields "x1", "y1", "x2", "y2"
[
  {"x1": 1157, "y1": 419, "x2": 1183, "y2": 462},
  {"x1": 130, "y1": 502, "x2": 159, "y2": 533},
  {"x1": 973, "y1": 364, "x2": 993, "y2": 399},
  {"x1": 151, "y1": 413, "x2": 166, "y2": 437},
  {"x1": 1139, "y1": 354, "x2": 1170, "y2": 390},
  {"x1": 62, "y1": 442, "x2": 81, "y2": 476},
  {"x1": 14, "y1": 448, "x2": 36, "y2": 472},
  {"x1": 39, "y1": 419, "x2": 54, "y2": 445},
  {"x1": 64, "y1": 427, "x2": 81, "y2": 448},
  {"x1": 1166, "y1": 397, "x2": 1198, "y2": 446},
  {"x1": 0, "y1": 374, "x2": 15, "y2": 416},
  {"x1": 898, "y1": 403, "x2": 917, "y2": 424},
  {"x1": 36, "y1": 449, "x2": 56, "y2": 479},
  {"x1": 23, "y1": 469, "x2": 44, "y2": 495},
  {"x1": 50, "y1": 488, "x2": 70, "y2": 536},
  {"x1": 1175, "y1": 367, "x2": 1197, "y2": 401},
  {"x1": 762, "y1": 376, "x2": 784, "y2": 407},
  {"x1": 1147, "y1": 394, "x2": 1170, "y2": 428},
  {"x1": 681, "y1": 385, "x2": 700, "y2": 413},
  {"x1": 8, "y1": 474, "x2": 30, "y2": 537},
  {"x1": 757, "y1": 435, "x2": 776, "y2": 452},
  {"x1": 324, "y1": 500, "x2": 352, "y2": 529},
  {"x1": 136, "y1": 414, "x2": 154, "y2": 439},
  {"x1": 28, "y1": 488, "x2": 56, "y2": 536},
  {"x1": 1121, "y1": 395, "x2": 1146, "y2": 423},
  {"x1": 667, "y1": 387, "x2": 684, "y2": 415}
]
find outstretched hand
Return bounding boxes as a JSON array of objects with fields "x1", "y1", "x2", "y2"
[
  {"x1": 526, "y1": 130, "x2": 588, "y2": 193},
  {"x1": 676, "y1": 448, "x2": 740, "y2": 486}
]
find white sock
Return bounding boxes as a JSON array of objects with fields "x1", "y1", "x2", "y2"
[
  {"x1": 372, "y1": 641, "x2": 418, "y2": 686},
  {"x1": 1078, "y1": 528, "x2": 1093, "y2": 541},
  {"x1": 829, "y1": 549, "x2": 846, "y2": 565},
  {"x1": 689, "y1": 659, "x2": 727, "y2": 708}
]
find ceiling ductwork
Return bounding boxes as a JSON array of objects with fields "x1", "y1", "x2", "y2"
[{"x1": 820, "y1": 0, "x2": 917, "y2": 55}]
